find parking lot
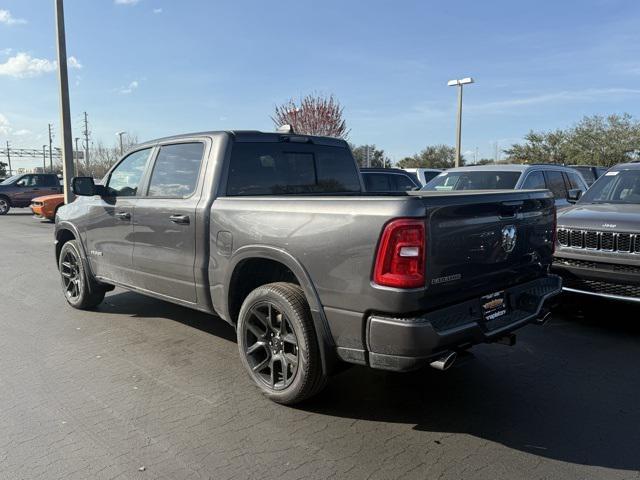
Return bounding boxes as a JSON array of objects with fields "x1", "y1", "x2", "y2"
[{"x1": 0, "y1": 211, "x2": 638, "y2": 480}]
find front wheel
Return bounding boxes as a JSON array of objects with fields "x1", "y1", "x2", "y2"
[
  {"x1": 0, "y1": 198, "x2": 10, "y2": 215},
  {"x1": 59, "y1": 240, "x2": 106, "y2": 309},
  {"x1": 237, "y1": 282, "x2": 327, "y2": 405}
]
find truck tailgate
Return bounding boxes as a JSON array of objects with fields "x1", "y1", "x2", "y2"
[{"x1": 411, "y1": 190, "x2": 555, "y2": 302}]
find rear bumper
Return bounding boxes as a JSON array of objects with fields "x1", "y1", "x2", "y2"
[{"x1": 365, "y1": 275, "x2": 562, "y2": 371}]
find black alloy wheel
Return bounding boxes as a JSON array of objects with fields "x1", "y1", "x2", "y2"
[
  {"x1": 242, "y1": 301, "x2": 300, "y2": 390},
  {"x1": 60, "y1": 247, "x2": 83, "y2": 302}
]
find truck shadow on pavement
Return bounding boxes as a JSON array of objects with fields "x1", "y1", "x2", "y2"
[
  {"x1": 96, "y1": 290, "x2": 639, "y2": 472},
  {"x1": 306, "y1": 298, "x2": 640, "y2": 472},
  {"x1": 98, "y1": 291, "x2": 237, "y2": 343}
]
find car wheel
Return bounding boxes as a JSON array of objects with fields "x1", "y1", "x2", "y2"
[
  {"x1": 237, "y1": 282, "x2": 327, "y2": 405},
  {"x1": 59, "y1": 240, "x2": 105, "y2": 309},
  {"x1": 0, "y1": 198, "x2": 10, "y2": 215}
]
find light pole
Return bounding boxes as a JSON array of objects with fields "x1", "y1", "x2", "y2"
[
  {"x1": 116, "y1": 131, "x2": 126, "y2": 156},
  {"x1": 42, "y1": 145, "x2": 47, "y2": 172},
  {"x1": 447, "y1": 77, "x2": 474, "y2": 167}
]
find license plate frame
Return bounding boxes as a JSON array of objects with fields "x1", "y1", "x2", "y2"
[{"x1": 481, "y1": 290, "x2": 508, "y2": 322}]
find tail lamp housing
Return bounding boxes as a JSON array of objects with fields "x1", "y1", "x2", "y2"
[{"x1": 373, "y1": 218, "x2": 426, "y2": 289}]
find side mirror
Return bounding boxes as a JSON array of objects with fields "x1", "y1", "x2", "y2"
[
  {"x1": 567, "y1": 188, "x2": 582, "y2": 203},
  {"x1": 72, "y1": 176, "x2": 98, "y2": 196}
]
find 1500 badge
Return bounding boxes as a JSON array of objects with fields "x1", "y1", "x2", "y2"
[{"x1": 431, "y1": 273, "x2": 462, "y2": 285}]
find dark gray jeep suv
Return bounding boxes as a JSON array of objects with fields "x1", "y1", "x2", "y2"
[
  {"x1": 55, "y1": 130, "x2": 561, "y2": 403},
  {"x1": 553, "y1": 162, "x2": 640, "y2": 302}
]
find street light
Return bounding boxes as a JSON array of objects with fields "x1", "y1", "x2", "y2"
[
  {"x1": 447, "y1": 77, "x2": 474, "y2": 167},
  {"x1": 116, "y1": 131, "x2": 126, "y2": 155}
]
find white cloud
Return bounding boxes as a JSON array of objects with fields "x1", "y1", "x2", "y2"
[
  {"x1": 1, "y1": 48, "x2": 12, "y2": 55},
  {"x1": 153, "y1": 8, "x2": 163, "y2": 14},
  {"x1": 0, "y1": 113, "x2": 10, "y2": 135},
  {"x1": 68, "y1": 56, "x2": 82, "y2": 69},
  {"x1": 0, "y1": 53, "x2": 56, "y2": 78},
  {"x1": 0, "y1": 52, "x2": 83, "y2": 78},
  {"x1": 0, "y1": 9, "x2": 26, "y2": 25},
  {"x1": 13, "y1": 128, "x2": 31, "y2": 136},
  {"x1": 114, "y1": 0, "x2": 141, "y2": 5},
  {"x1": 119, "y1": 80, "x2": 139, "y2": 94}
]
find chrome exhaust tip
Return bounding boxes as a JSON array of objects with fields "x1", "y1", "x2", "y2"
[
  {"x1": 535, "y1": 311, "x2": 552, "y2": 326},
  {"x1": 430, "y1": 351, "x2": 457, "y2": 371}
]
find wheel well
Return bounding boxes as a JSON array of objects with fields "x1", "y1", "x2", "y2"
[
  {"x1": 55, "y1": 229, "x2": 76, "y2": 264},
  {"x1": 228, "y1": 258, "x2": 300, "y2": 323},
  {"x1": 0, "y1": 194, "x2": 11, "y2": 206}
]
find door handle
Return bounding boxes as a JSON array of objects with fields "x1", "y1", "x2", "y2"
[
  {"x1": 169, "y1": 214, "x2": 190, "y2": 225},
  {"x1": 115, "y1": 211, "x2": 131, "y2": 220}
]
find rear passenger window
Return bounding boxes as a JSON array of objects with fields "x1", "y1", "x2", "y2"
[
  {"x1": 393, "y1": 174, "x2": 417, "y2": 191},
  {"x1": 521, "y1": 171, "x2": 546, "y2": 189},
  {"x1": 363, "y1": 173, "x2": 392, "y2": 192},
  {"x1": 544, "y1": 171, "x2": 568, "y2": 198},
  {"x1": 226, "y1": 143, "x2": 361, "y2": 195},
  {"x1": 565, "y1": 171, "x2": 585, "y2": 190},
  {"x1": 148, "y1": 143, "x2": 204, "y2": 197}
]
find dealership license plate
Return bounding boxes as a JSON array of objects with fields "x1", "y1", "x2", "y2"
[{"x1": 481, "y1": 290, "x2": 508, "y2": 322}]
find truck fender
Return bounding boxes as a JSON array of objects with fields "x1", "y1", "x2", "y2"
[{"x1": 224, "y1": 245, "x2": 339, "y2": 375}]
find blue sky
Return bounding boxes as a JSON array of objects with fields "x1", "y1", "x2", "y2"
[{"x1": 2, "y1": 0, "x2": 640, "y2": 168}]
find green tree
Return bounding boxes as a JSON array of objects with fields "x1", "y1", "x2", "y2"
[
  {"x1": 564, "y1": 114, "x2": 640, "y2": 166},
  {"x1": 350, "y1": 144, "x2": 390, "y2": 167},
  {"x1": 396, "y1": 144, "x2": 462, "y2": 169},
  {"x1": 504, "y1": 113, "x2": 640, "y2": 167},
  {"x1": 503, "y1": 129, "x2": 567, "y2": 164}
]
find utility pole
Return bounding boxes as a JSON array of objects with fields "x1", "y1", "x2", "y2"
[
  {"x1": 48, "y1": 123, "x2": 54, "y2": 172},
  {"x1": 5, "y1": 141, "x2": 12, "y2": 176},
  {"x1": 74, "y1": 137, "x2": 79, "y2": 173},
  {"x1": 82, "y1": 111, "x2": 90, "y2": 170},
  {"x1": 55, "y1": 0, "x2": 75, "y2": 203}
]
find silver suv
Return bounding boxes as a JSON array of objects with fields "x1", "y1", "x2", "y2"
[{"x1": 422, "y1": 164, "x2": 589, "y2": 209}]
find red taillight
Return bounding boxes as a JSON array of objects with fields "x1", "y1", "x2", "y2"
[
  {"x1": 373, "y1": 218, "x2": 425, "y2": 289},
  {"x1": 552, "y1": 206, "x2": 558, "y2": 254}
]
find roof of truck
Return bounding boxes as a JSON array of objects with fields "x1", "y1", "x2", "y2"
[{"x1": 135, "y1": 130, "x2": 348, "y2": 148}]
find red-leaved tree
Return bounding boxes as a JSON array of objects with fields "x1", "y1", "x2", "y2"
[{"x1": 272, "y1": 94, "x2": 349, "y2": 139}]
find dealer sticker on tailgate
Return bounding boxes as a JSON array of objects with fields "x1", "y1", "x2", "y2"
[{"x1": 481, "y1": 290, "x2": 508, "y2": 322}]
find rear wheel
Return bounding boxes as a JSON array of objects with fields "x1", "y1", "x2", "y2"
[
  {"x1": 59, "y1": 240, "x2": 105, "y2": 309},
  {"x1": 237, "y1": 282, "x2": 327, "y2": 405},
  {"x1": 0, "y1": 197, "x2": 10, "y2": 215}
]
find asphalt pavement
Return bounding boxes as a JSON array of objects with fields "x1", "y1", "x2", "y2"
[{"x1": 1, "y1": 210, "x2": 639, "y2": 480}]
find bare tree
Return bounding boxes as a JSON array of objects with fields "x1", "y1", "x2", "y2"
[
  {"x1": 55, "y1": 133, "x2": 138, "y2": 179},
  {"x1": 272, "y1": 94, "x2": 349, "y2": 139}
]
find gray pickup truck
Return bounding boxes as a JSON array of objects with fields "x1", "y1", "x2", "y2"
[{"x1": 55, "y1": 130, "x2": 561, "y2": 404}]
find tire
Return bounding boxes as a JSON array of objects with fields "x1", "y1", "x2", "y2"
[
  {"x1": 58, "y1": 240, "x2": 106, "y2": 309},
  {"x1": 237, "y1": 282, "x2": 327, "y2": 405},
  {"x1": 0, "y1": 197, "x2": 10, "y2": 215}
]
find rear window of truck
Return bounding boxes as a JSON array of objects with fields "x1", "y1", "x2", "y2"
[{"x1": 226, "y1": 142, "x2": 362, "y2": 195}]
